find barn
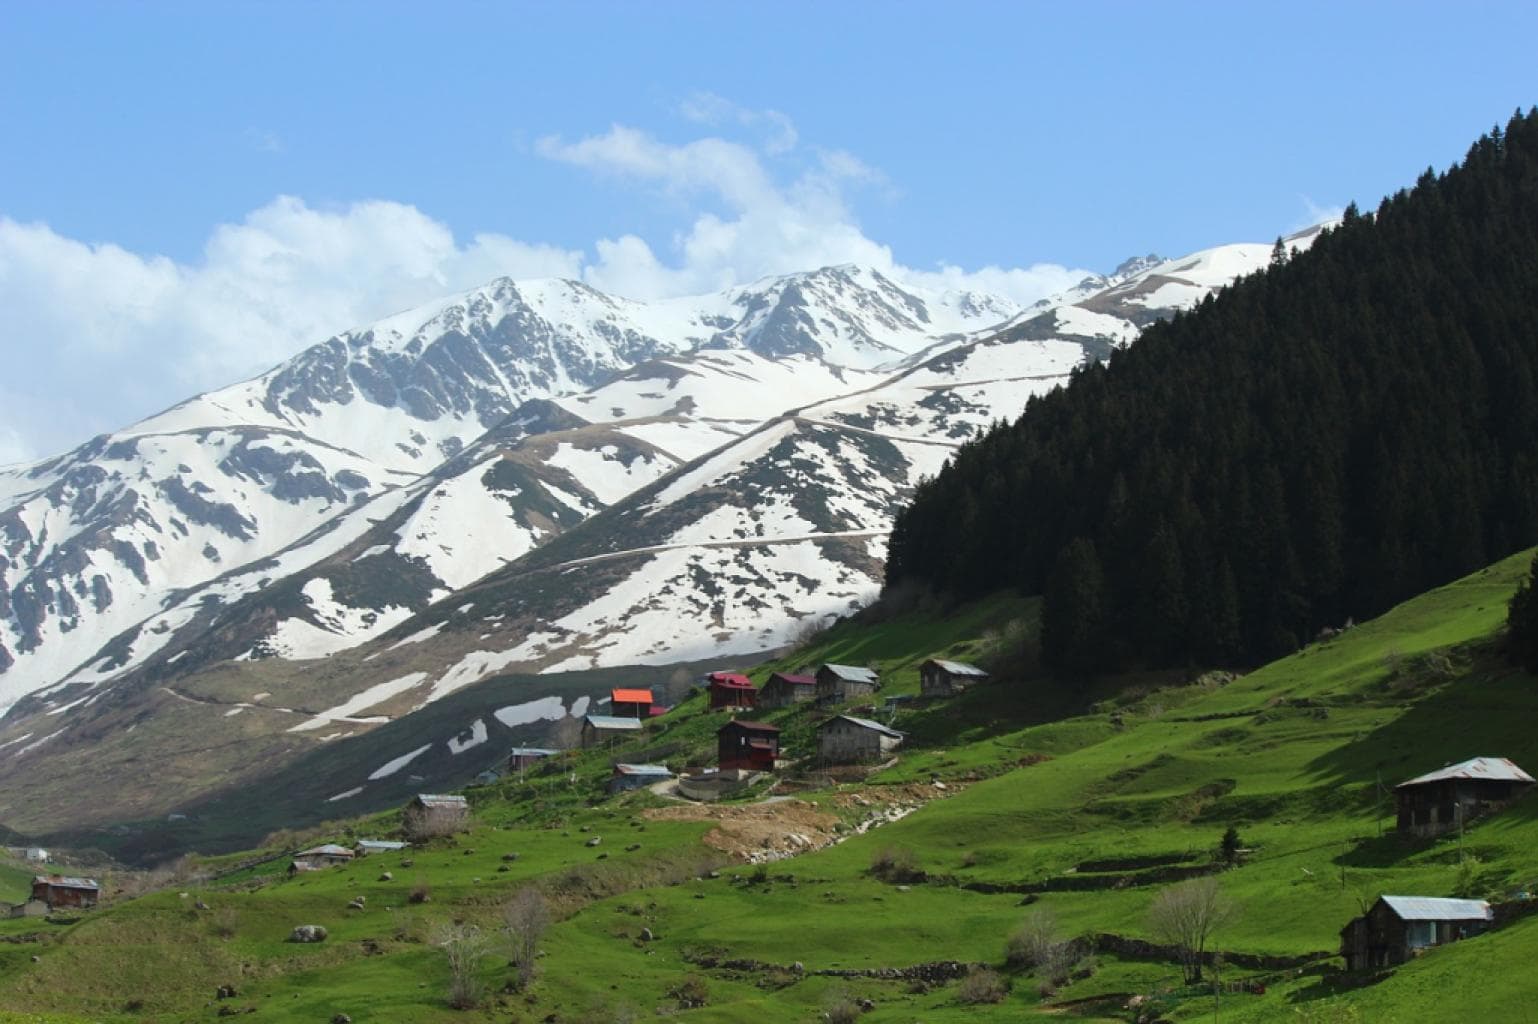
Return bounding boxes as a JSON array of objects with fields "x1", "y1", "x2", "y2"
[
  {"x1": 354, "y1": 839, "x2": 408, "y2": 856},
  {"x1": 507, "y1": 747, "x2": 558, "y2": 773},
  {"x1": 717, "y1": 719, "x2": 781, "y2": 772},
  {"x1": 815, "y1": 664, "x2": 880, "y2": 704},
  {"x1": 30, "y1": 875, "x2": 99, "y2": 910},
  {"x1": 919, "y1": 658, "x2": 989, "y2": 697},
  {"x1": 759, "y1": 672, "x2": 816, "y2": 709},
  {"x1": 1394, "y1": 756, "x2": 1535, "y2": 837},
  {"x1": 1340, "y1": 895, "x2": 1492, "y2": 970},
  {"x1": 817, "y1": 715, "x2": 904, "y2": 764},
  {"x1": 706, "y1": 672, "x2": 757, "y2": 709},
  {"x1": 610, "y1": 688, "x2": 655, "y2": 719},
  {"x1": 582, "y1": 714, "x2": 644, "y2": 748}
]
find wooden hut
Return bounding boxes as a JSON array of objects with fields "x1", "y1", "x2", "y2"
[
  {"x1": 30, "y1": 875, "x2": 99, "y2": 910},
  {"x1": 817, "y1": 715, "x2": 904, "y2": 764},
  {"x1": 1394, "y1": 757, "x2": 1535, "y2": 837},
  {"x1": 759, "y1": 672, "x2": 816, "y2": 709},
  {"x1": 706, "y1": 672, "x2": 757, "y2": 709},
  {"x1": 507, "y1": 747, "x2": 557, "y2": 773},
  {"x1": 717, "y1": 719, "x2": 781, "y2": 772},
  {"x1": 1340, "y1": 896, "x2": 1492, "y2": 970},
  {"x1": 919, "y1": 658, "x2": 989, "y2": 697},
  {"x1": 815, "y1": 664, "x2": 880, "y2": 704}
]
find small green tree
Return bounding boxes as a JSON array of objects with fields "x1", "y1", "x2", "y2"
[{"x1": 1219, "y1": 826, "x2": 1243, "y2": 865}]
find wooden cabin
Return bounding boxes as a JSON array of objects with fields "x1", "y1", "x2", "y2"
[
  {"x1": 706, "y1": 672, "x2": 757, "y2": 709},
  {"x1": 1340, "y1": 896, "x2": 1491, "y2": 970},
  {"x1": 291, "y1": 843, "x2": 355, "y2": 871},
  {"x1": 608, "y1": 763, "x2": 673, "y2": 793},
  {"x1": 815, "y1": 663, "x2": 880, "y2": 704},
  {"x1": 919, "y1": 658, "x2": 989, "y2": 697},
  {"x1": 581, "y1": 714, "x2": 644, "y2": 748},
  {"x1": 402, "y1": 793, "x2": 470, "y2": 837},
  {"x1": 30, "y1": 875, "x2": 99, "y2": 910},
  {"x1": 610, "y1": 688, "x2": 655, "y2": 719},
  {"x1": 1394, "y1": 757, "x2": 1535, "y2": 837},
  {"x1": 817, "y1": 715, "x2": 904, "y2": 764},
  {"x1": 759, "y1": 672, "x2": 816, "y2": 709},
  {"x1": 717, "y1": 719, "x2": 781, "y2": 772}
]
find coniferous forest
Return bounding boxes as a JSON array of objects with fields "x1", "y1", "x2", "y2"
[{"x1": 884, "y1": 107, "x2": 1538, "y2": 674}]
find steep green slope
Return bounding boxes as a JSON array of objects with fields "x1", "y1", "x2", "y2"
[{"x1": 2, "y1": 556, "x2": 1537, "y2": 1021}]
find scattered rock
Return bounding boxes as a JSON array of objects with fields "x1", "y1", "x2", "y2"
[
  {"x1": 288, "y1": 925, "x2": 328, "y2": 943},
  {"x1": 497, "y1": 864, "x2": 510, "y2": 873},
  {"x1": 378, "y1": 871, "x2": 393, "y2": 882},
  {"x1": 625, "y1": 843, "x2": 641, "y2": 852},
  {"x1": 347, "y1": 898, "x2": 366, "y2": 911},
  {"x1": 501, "y1": 852, "x2": 520, "y2": 862},
  {"x1": 216, "y1": 985, "x2": 238, "y2": 999},
  {"x1": 580, "y1": 825, "x2": 591, "y2": 833},
  {"x1": 896, "y1": 885, "x2": 911, "y2": 892},
  {"x1": 195, "y1": 900, "x2": 211, "y2": 911},
  {"x1": 639, "y1": 927, "x2": 655, "y2": 942},
  {"x1": 792, "y1": 961, "x2": 804, "y2": 975},
  {"x1": 331, "y1": 1015, "x2": 353, "y2": 1024},
  {"x1": 400, "y1": 859, "x2": 414, "y2": 868},
  {"x1": 30, "y1": 955, "x2": 40, "y2": 963},
  {"x1": 585, "y1": 836, "x2": 602, "y2": 847}
]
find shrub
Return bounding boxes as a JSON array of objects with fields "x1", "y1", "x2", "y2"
[
  {"x1": 869, "y1": 846, "x2": 925, "y2": 883},
  {"x1": 1005, "y1": 908, "x2": 1059, "y2": 969},
  {"x1": 210, "y1": 905, "x2": 239, "y2": 940},
  {"x1": 1220, "y1": 826, "x2": 1243, "y2": 865},
  {"x1": 823, "y1": 989, "x2": 862, "y2": 1024},
  {"x1": 956, "y1": 967, "x2": 1007, "y2": 1005},
  {"x1": 503, "y1": 887, "x2": 550, "y2": 992},
  {"x1": 408, "y1": 876, "x2": 432, "y2": 904},
  {"x1": 668, "y1": 974, "x2": 709, "y2": 1009},
  {"x1": 433, "y1": 922, "x2": 489, "y2": 1010}
]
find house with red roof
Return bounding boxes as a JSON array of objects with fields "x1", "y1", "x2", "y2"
[
  {"x1": 706, "y1": 671, "x2": 757, "y2": 710},
  {"x1": 717, "y1": 719, "x2": 781, "y2": 772},
  {"x1": 610, "y1": 687, "x2": 655, "y2": 719},
  {"x1": 759, "y1": 671, "x2": 816, "y2": 709}
]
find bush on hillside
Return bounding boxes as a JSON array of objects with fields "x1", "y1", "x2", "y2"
[
  {"x1": 869, "y1": 846, "x2": 926, "y2": 883},
  {"x1": 956, "y1": 967, "x2": 1008, "y2": 1004}
]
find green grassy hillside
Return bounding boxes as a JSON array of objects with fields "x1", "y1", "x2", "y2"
[{"x1": 3, "y1": 556, "x2": 1537, "y2": 1021}]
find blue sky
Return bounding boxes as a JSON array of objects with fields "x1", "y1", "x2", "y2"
[{"x1": 2, "y1": 1, "x2": 1537, "y2": 459}]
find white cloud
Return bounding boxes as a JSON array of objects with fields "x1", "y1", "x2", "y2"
[
  {"x1": 0, "y1": 200, "x2": 582, "y2": 458},
  {"x1": 0, "y1": 104, "x2": 1089, "y2": 463}
]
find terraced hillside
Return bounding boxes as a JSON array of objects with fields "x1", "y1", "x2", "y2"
[{"x1": 4, "y1": 552, "x2": 1538, "y2": 1022}]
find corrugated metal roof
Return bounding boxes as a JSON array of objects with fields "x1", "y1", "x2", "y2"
[
  {"x1": 928, "y1": 659, "x2": 988, "y2": 677},
  {"x1": 355, "y1": 840, "x2": 408, "y2": 851},
  {"x1": 821, "y1": 663, "x2": 879, "y2": 683},
  {"x1": 585, "y1": 714, "x2": 644, "y2": 730},
  {"x1": 34, "y1": 875, "x2": 99, "y2": 890},
  {"x1": 508, "y1": 747, "x2": 557, "y2": 757},
  {"x1": 826, "y1": 715, "x2": 905, "y2": 739},
  {"x1": 415, "y1": 793, "x2": 468, "y2": 807},
  {"x1": 296, "y1": 844, "x2": 354, "y2": 857},
  {"x1": 1380, "y1": 896, "x2": 1492, "y2": 921},
  {"x1": 614, "y1": 763, "x2": 672, "y2": 776},
  {"x1": 769, "y1": 673, "x2": 816, "y2": 686},
  {"x1": 1396, "y1": 756, "x2": 1535, "y2": 788},
  {"x1": 611, "y1": 688, "x2": 654, "y2": 704}
]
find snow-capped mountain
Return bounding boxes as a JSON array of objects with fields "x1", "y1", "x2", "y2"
[
  {"x1": 0, "y1": 226, "x2": 1327, "y2": 841},
  {"x1": 0, "y1": 266, "x2": 1016, "y2": 710}
]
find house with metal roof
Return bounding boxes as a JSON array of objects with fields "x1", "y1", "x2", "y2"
[
  {"x1": 1394, "y1": 756, "x2": 1535, "y2": 837},
  {"x1": 402, "y1": 793, "x2": 470, "y2": 838},
  {"x1": 815, "y1": 663, "x2": 881, "y2": 704},
  {"x1": 582, "y1": 714, "x2": 645, "y2": 748},
  {"x1": 608, "y1": 763, "x2": 674, "y2": 793},
  {"x1": 817, "y1": 714, "x2": 904, "y2": 764},
  {"x1": 610, "y1": 688, "x2": 655, "y2": 719},
  {"x1": 354, "y1": 839, "x2": 408, "y2": 855},
  {"x1": 1340, "y1": 895, "x2": 1492, "y2": 970},
  {"x1": 30, "y1": 875, "x2": 99, "y2": 910},
  {"x1": 291, "y1": 843, "x2": 356, "y2": 871},
  {"x1": 717, "y1": 719, "x2": 781, "y2": 772},
  {"x1": 759, "y1": 671, "x2": 816, "y2": 709},
  {"x1": 706, "y1": 671, "x2": 757, "y2": 710},
  {"x1": 919, "y1": 658, "x2": 990, "y2": 697}
]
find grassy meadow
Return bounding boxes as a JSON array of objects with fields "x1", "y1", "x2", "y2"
[{"x1": 4, "y1": 554, "x2": 1538, "y2": 1020}]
